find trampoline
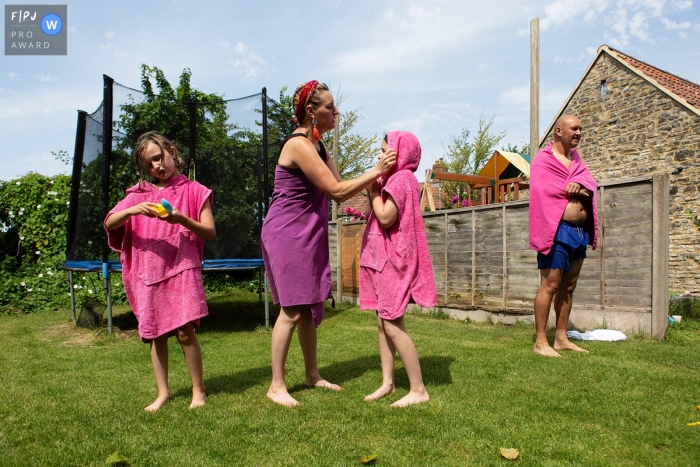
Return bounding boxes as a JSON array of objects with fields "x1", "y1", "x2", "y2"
[{"x1": 64, "y1": 74, "x2": 273, "y2": 332}]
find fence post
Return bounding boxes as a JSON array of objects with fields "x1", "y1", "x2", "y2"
[
  {"x1": 337, "y1": 219, "x2": 343, "y2": 303},
  {"x1": 651, "y1": 174, "x2": 669, "y2": 339}
]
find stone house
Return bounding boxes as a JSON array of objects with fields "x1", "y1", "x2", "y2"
[{"x1": 541, "y1": 45, "x2": 700, "y2": 292}]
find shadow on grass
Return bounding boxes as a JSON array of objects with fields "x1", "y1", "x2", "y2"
[
  {"x1": 110, "y1": 293, "x2": 346, "y2": 335},
  {"x1": 200, "y1": 296, "x2": 343, "y2": 333},
  {"x1": 286, "y1": 354, "x2": 455, "y2": 394}
]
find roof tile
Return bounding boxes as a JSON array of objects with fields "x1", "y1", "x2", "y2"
[{"x1": 611, "y1": 47, "x2": 700, "y2": 110}]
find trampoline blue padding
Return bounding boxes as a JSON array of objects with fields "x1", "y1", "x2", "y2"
[{"x1": 63, "y1": 258, "x2": 264, "y2": 273}]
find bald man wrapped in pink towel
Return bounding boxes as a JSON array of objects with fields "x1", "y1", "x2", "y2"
[{"x1": 529, "y1": 115, "x2": 598, "y2": 358}]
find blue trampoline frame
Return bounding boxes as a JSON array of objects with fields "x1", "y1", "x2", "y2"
[{"x1": 63, "y1": 260, "x2": 270, "y2": 332}]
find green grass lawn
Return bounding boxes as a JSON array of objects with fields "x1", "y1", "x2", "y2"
[{"x1": 1, "y1": 293, "x2": 699, "y2": 466}]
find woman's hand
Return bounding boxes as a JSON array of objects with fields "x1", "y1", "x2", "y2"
[{"x1": 375, "y1": 148, "x2": 397, "y2": 176}]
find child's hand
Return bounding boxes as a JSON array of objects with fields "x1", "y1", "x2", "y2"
[
  {"x1": 376, "y1": 148, "x2": 397, "y2": 175},
  {"x1": 130, "y1": 202, "x2": 160, "y2": 218},
  {"x1": 157, "y1": 207, "x2": 185, "y2": 225}
]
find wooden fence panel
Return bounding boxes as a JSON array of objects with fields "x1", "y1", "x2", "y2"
[
  {"x1": 602, "y1": 183, "x2": 653, "y2": 308},
  {"x1": 447, "y1": 211, "x2": 473, "y2": 305},
  {"x1": 505, "y1": 205, "x2": 538, "y2": 310},
  {"x1": 328, "y1": 176, "x2": 668, "y2": 338},
  {"x1": 474, "y1": 209, "x2": 504, "y2": 308},
  {"x1": 424, "y1": 214, "x2": 447, "y2": 303},
  {"x1": 328, "y1": 222, "x2": 338, "y2": 292},
  {"x1": 341, "y1": 222, "x2": 365, "y2": 296}
]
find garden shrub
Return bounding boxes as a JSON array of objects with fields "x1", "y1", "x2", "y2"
[
  {"x1": 0, "y1": 172, "x2": 255, "y2": 314},
  {"x1": 669, "y1": 295, "x2": 700, "y2": 320},
  {"x1": 0, "y1": 173, "x2": 73, "y2": 313}
]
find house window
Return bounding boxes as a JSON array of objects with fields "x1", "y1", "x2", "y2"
[{"x1": 601, "y1": 80, "x2": 607, "y2": 96}]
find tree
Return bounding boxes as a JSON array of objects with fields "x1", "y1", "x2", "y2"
[
  {"x1": 440, "y1": 116, "x2": 506, "y2": 207},
  {"x1": 115, "y1": 65, "x2": 262, "y2": 259},
  {"x1": 502, "y1": 142, "x2": 530, "y2": 156},
  {"x1": 322, "y1": 109, "x2": 379, "y2": 181}
]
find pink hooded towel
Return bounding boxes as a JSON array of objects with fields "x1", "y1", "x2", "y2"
[
  {"x1": 105, "y1": 174, "x2": 212, "y2": 342},
  {"x1": 359, "y1": 131, "x2": 438, "y2": 320},
  {"x1": 529, "y1": 142, "x2": 599, "y2": 255}
]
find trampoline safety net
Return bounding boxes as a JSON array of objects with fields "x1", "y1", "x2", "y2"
[{"x1": 66, "y1": 75, "x2": 271, "y2": 268}]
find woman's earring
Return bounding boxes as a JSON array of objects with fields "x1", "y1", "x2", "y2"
[{"x1": 312, "y1": 118, "x2": 320, "y2": 140}]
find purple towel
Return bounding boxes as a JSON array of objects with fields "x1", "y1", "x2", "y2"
[{"x1": 261, "y1": 165, "x2": 332, "y2": 327}]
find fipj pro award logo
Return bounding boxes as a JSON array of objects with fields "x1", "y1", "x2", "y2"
[{"x1": 5, "y1": 5, "x2": 67, "y2": 55}]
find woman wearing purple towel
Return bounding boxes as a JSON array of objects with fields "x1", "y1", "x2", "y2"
[{"x1": 261, "y1": 80, "x2": 396, "y2": 407}]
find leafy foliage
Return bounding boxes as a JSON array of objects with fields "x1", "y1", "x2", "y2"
[
  {"x1": 440, "y1": 116, "x2": 506, "y2": 207},
  {"x1": 117, "y1": 65, "x2": 263, "y2": 259},
  {"x1": 0, "y1": 173, "x2": 72, "y2": 312}
]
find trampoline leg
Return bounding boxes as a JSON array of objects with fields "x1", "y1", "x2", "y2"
[
  {"x1": 264, "y1": 272, "x2": 270, "y2": 330},
  {"x1": 105, "y1": 274, "x2": 113, "y2": 334},
  {"x1": 68, "y1": 271, "x2": 76, "y2": 322}
]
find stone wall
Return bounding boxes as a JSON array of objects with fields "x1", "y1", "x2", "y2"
[{"x1": 543, "y1": 52, "x2": 700, "y2": 292}]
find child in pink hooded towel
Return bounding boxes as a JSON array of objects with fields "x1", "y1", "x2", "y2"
[
  {"x1": 105, "y1": 132, "x2": 215, "y2": 412},
  {"x1": 360, "y1": 130, "x2": 437, "y2": 407}
]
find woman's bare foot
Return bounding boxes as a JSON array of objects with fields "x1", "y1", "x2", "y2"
[
  {"x1": 534, "y1": 343, "x2": 561, "y2": 357},
  {"x1": 267, "y1": 386, "x2": 299, "y2": 407},
  {"x1": 305, "y1": 377, "x2": 342, "y2": 391},
  {"x1": 190, "y1": 391, "x2": 207, "y2": 409},
  {"x1": 390, "y1": 390, "x2": 430, "y2": 408},
  {"x1": 554, "y1": 339, "x2": 589, "y2": 353},
  {"x1": 364, "y1": 383, "x2": 395, "y2": 402},
  {"x1": 144, "y1": 393, "x2": 169, "y2": 412}
]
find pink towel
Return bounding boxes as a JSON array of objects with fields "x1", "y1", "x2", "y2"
[
  {"x1": 105, "y1": 174, "x2": 213, "y2": 342},
  {"x1": 359, "y1": 131, "x2": 438, "y2": 320},
  {"x1": 529, "y1": 142, "x2": 598, "y2": 255}
]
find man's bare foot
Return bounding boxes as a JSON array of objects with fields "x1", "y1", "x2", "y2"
[
  {"x1": 534, "y1": 343, "x2": 561, "y2": 357},
  {"x1": 390, "y1": 390, "x2": 430, "y2": 408},
  {"x1": 305, "y1": 377, "x2": 342, "y2": 391},
  {"x1": 144, "y1": 393, "x2": 169, "y2": 412},
  {"x1": 267, "y1": 386, "x2": 299, "y2": 407},
  {"x1": 364, "y1": 383, "x2": 395, "y2": 402},
  {"x1": 190, "y1": 391, "x2": 207, "y2": 409},
  {"x1": 554, "y1": 339, "x2": 589, "y2": 353}
]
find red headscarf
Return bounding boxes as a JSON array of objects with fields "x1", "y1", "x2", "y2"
[{"x1": 294, "y1": 80, "x2": 319, "y2": 124}]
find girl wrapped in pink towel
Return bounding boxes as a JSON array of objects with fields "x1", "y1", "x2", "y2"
[
  {"x1": 360, "y1": 131, "x2": 438, "y2": 407},
  {"x1": 105, "y1": 132, "x2": 215, "y2": 411}
]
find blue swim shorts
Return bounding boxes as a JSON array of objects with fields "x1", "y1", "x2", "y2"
[{"x1": 537, "y1": 221, "x2": 590, "y2": 271}]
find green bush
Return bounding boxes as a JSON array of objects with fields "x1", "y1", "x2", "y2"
[
  {"x1": 0, "y1": 173, "x2": 73, "y2": 313},
  {"x1": 0, "y1": 172, "x2": 259, "y2": 314},
  {"x1": 669, "y1": 295, "x2": 700, "y2": 320}
]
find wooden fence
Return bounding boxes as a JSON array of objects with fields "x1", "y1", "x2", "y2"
[{"x1": 329, "y1": 175, "x2": 669, "y2": 338}]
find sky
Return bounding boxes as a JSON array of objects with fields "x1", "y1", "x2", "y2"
[{"x1": 1, "y1": 0, "x2": 699, "y2": 182}]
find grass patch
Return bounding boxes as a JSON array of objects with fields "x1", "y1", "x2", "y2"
[{"x1": 1, "y1": 293, "x2": 699, "y2": 466}]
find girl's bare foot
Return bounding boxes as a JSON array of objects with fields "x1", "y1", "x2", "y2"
[
  {"x1": 267, "y1": 386, "x2": 299, "y2": 407},
  {"x1": 190, "y1": 391, "x2": 207, "y2": 409},
  {"x1": 144, "y1": 393, "x2": 169, "y2": 412},
  {"x1": 364, "y1": 383, "x2": 395, "y2": 402},
  {"x1": 390, "y1": 390, "x2": 430, "y2": 408},
  {"x1": 534, "y1": 343, "x2": 562, "y2": 357},
  {"x1": 554, "y1": 339, "x2": 589, "y2": 353},
  {"x1": 305, "y1": 377, "x2": 342, "y2": 391}
]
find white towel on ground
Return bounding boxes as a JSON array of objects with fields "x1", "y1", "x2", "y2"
[{"x1": 567, "y1": 329, "x2": 627, "y2": 341}]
